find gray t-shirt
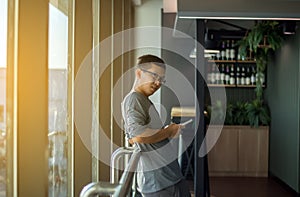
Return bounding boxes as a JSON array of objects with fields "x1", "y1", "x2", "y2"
[{"x1": 121, "y1": 91, "x2": 183, "y2": 194}]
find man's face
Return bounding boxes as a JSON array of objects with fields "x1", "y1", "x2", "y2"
[{"x1": 136, "y1": 63, "x2": 166, "y2": 97}]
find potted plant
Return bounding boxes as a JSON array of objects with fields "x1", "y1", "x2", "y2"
[
  {"x1": 207, "y1": 100, "x2": 270, "y2": 128},
  {"x1": 225, "y1": 101, "x2": 248, "y2": 125},
  {"x1": 246, "y1": 99, "x2": 271, "y2": 128},
  {"x1": 238, "y1": 21, "x2": 284, "y2": 101}
]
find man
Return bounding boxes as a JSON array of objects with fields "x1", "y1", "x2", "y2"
[{"x1": 121, "y1": 54, "x2": 191, "y2": 197}]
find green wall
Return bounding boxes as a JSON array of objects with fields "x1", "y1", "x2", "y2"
[{"x1": 266, "y1": 30, "x2": 300, "y2": 193}]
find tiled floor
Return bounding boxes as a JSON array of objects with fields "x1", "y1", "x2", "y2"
[{"x1": 188, "y1": 177, "x2": 297, "y2": 197}]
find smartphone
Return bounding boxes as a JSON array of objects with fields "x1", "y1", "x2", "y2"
[{"x1": 180, "y1": 119, "x2": 193, "y2": 126}]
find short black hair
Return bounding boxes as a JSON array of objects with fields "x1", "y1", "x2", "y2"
[{"x1": 136, "y1": 54, "x2": 166, "y2": 70}]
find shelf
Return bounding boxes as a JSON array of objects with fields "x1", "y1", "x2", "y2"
[
  {"x1": 236, "y1": 85, "x2": 256, "y2": 88},
  {"x1": 237, "y1": 60, "x2": 256, "y2": 63},
  {"x1": 207, "y1": 84, "x2": 265, "y2": 88},
  {"x1": 207, "y1": 60, "x2": 235, "y2": 63},
  {"x1": 207, "y1": 84, "x2": 236, "y2": 87},
  {"x1": 207, "y1": 60, "x2": 256, "y2": 64}
]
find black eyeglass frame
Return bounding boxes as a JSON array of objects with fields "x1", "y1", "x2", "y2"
[{"x1": 139, "y1": 68, "x2": 166, "y2": 84}]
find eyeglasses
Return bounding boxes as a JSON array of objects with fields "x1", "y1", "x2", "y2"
[{"x1": 140, "y1": 68, "x2": 166, "y2": 84}]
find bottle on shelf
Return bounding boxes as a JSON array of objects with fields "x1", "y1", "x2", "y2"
[
  {"x1": 245, "y1": 66, "x2": 251, "y2": 85},
  {"x1": 237, "y1": 48, "x2": 245, "y2": 61},
  {"x1": 237, "y1": 49, "x2": 241, "y2": 61},
  {"x1": 220, "y1": 64, "x2": 225, "y2": 85},
  {"x1": 215, "y1": 64, "x2": 220, "y2": 84},
  {"x1": 226, "y1": 40, "x2": 231, "y2": 60},
  {"x1": 230, "y1": 40, "x2": 235, "y2": 60},
  {"x1": 210, "y1": 64, "x2": 216, "y2": 84},
  {"x1": 220, "y1": 41, "x2": 226, "y2": 60},
  {"x1": 236, "y1": 66, "x2": 240, "y2": 85},
  {"x1": 251, "y1": 66, "x2": 256, "y2": 85},
  {"x1": 215, "y1": 52, "x2": 220, "y2": 61},
  {"x1": 225, "y1": 64, "x2": 230, "y2": 85},
  {"x1": 230, "y1": 64, "x2": 235, "y2": 85},
  {"x1": 240, "y1": 66, "x2": 245, "y2": 85}
]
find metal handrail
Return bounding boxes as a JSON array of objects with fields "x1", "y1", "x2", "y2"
[
  {"x1": 113, "y1": 149, "x2": 140, "y2": 196},
  {"x1": 80, "y1": 148, "x2": 140, "y2": 197},
  {"x1": 79, "y1": 182, "x2": 120, "y2": 196},
  {"x1": 110, "y1": 146, "x2": 135, "y2": 183}
]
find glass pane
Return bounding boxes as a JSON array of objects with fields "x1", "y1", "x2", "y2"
[
  {"x1": 0, "y1": 0, "x2": 8, "y2": 196},
  {"x1": 48, "y1": 1, "x2": 69, "y2": 196}
]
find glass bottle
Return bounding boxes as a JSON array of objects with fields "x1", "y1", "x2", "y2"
[
  {"x1": 215, "y1": 64, "x2": 220, "y2": 84},
  {"x1": 220, "y1": 41, "x2": 226, "y2": 60},
  {"x1": 236, "y1": 66, "x2": 240, "y2": 85},
  {"x1": 225, "y1": 65, "x2": 230, "y2": 85},
  {"x1": 220, "y1": 64, "x2": 225, "y2": 84},
  {"x1": 230, "y1": 64, "x2": 235, "y2": 85},
  {"x1": 245, "y1": 66, "x2": 251, "y2": 85},
  {"x1": 251, "y1": 66, "x2": 256, "y2": 85},
  {"x1": 230, "y1": 40, "x2": 235, "y2": 60},
  {"x1": 211, "y1": 64, "x2": 216, "y2": 84},
  {"x1": 225, "y1": 40, "x2": 230, "y2": 60},
  {"x1": 241, "y1": 66, "x2": 245, "y2": 85}
]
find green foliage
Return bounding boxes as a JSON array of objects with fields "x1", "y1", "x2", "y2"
[
  {"x1": 225, "y1": 102, "x2": 249, "y2": 125},
  {"x1": 246, "y1": 99, "x2": 271, "y2": 128},
  {"x1": 207, "y1": 100, "x2": 270, "y2": 127},
  {"x1": 237, "y1": 21, "x2": 284, "y2": 101},
  {"x1": 206, "y1": 21, "x2": 281, "y2": 127},
  {"x1": 235, "y1": 102, "x2": 250, "y2": 125},
  {"x1": 224, "y1": 103, "x2": 235, "y2": 125},
  {"x1": 238, "y1": 21, "x2": 283, "y2": 58}
]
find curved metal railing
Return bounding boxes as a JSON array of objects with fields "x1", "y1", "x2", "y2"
[
  {"x1": 110, "y1": 146, "x2": 135, "y2": 184},
  {"x1": 79, "y1": 147, "x2": 140, "y2": 197}
]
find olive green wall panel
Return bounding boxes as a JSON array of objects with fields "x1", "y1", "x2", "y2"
[{"x1": 266, "y1": 31, "x2": 300, "y2": 193}]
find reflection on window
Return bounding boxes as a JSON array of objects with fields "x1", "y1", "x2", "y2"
[
  {"x1": 48, "y1": 2, "x2": 69, "y2": 197},
  {"x1": 0, "y1": 0, "x2": 8, "y2": 196}
]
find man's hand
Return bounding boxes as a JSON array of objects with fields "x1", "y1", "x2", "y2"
[
  {"x1": 128, "y1": 123, "x2": 185, "y2": 144},
  {"x1": 166, "y1": 123, "x2": 185, "y2": 138},
  {"x1": 128, "y1": 138, "x2": 134, "y2": 145}
]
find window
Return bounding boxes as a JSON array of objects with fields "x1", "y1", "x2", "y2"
[
  {"x1": 0, "y1": 0, "x2": 8, "y2": 196},
  {"x1": 48, "y1": 1, "x2": 72, "y2": 196}
]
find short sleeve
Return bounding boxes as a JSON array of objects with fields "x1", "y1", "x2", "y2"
[{"x1": 124, "y1": 96, "x2": 149, "y2": 137}]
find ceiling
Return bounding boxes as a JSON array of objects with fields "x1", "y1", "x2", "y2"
[
  {"x1": 173, "y1": 0, "x2": 300, "y2": 40},
  {"x1": 173, "y1": 17, "x2": 255, "y2": 39},
  {"x1": 177, "y1": 0, "x2": 300, "y2": 20}
]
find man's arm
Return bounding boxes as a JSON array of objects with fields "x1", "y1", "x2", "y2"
[{"x1": 129, "y1": 123, "x2": 182, "y2": 144}]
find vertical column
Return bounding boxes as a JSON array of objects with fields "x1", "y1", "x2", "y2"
[
  {"x1": 91, "y1": 0, "x2": 100, "y2": 183},
  {"x1": 99, "y1": 0, "x2": 112, "y2": 182},
  {"x1": 67, "y1": 0, "x2": 75, "y2": 195},
  {"x1": 123, "y1": 0, "x2": 135, "y2": 148},
  {"x1": 112, "y1": 0, "x2": 124, "y2": 150},
  {"x1": 17, "y1": 0, "x2": 49, "y2": 196},
  {"x1": 6, "y1": 0, "x2": 18, "y2": 196},
  {"x1": 195, "y1": 19, "x2": 210, "y2": 197},
  {"x1": 74, "y1": 0, "x2": 93, "y2": 196}
]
